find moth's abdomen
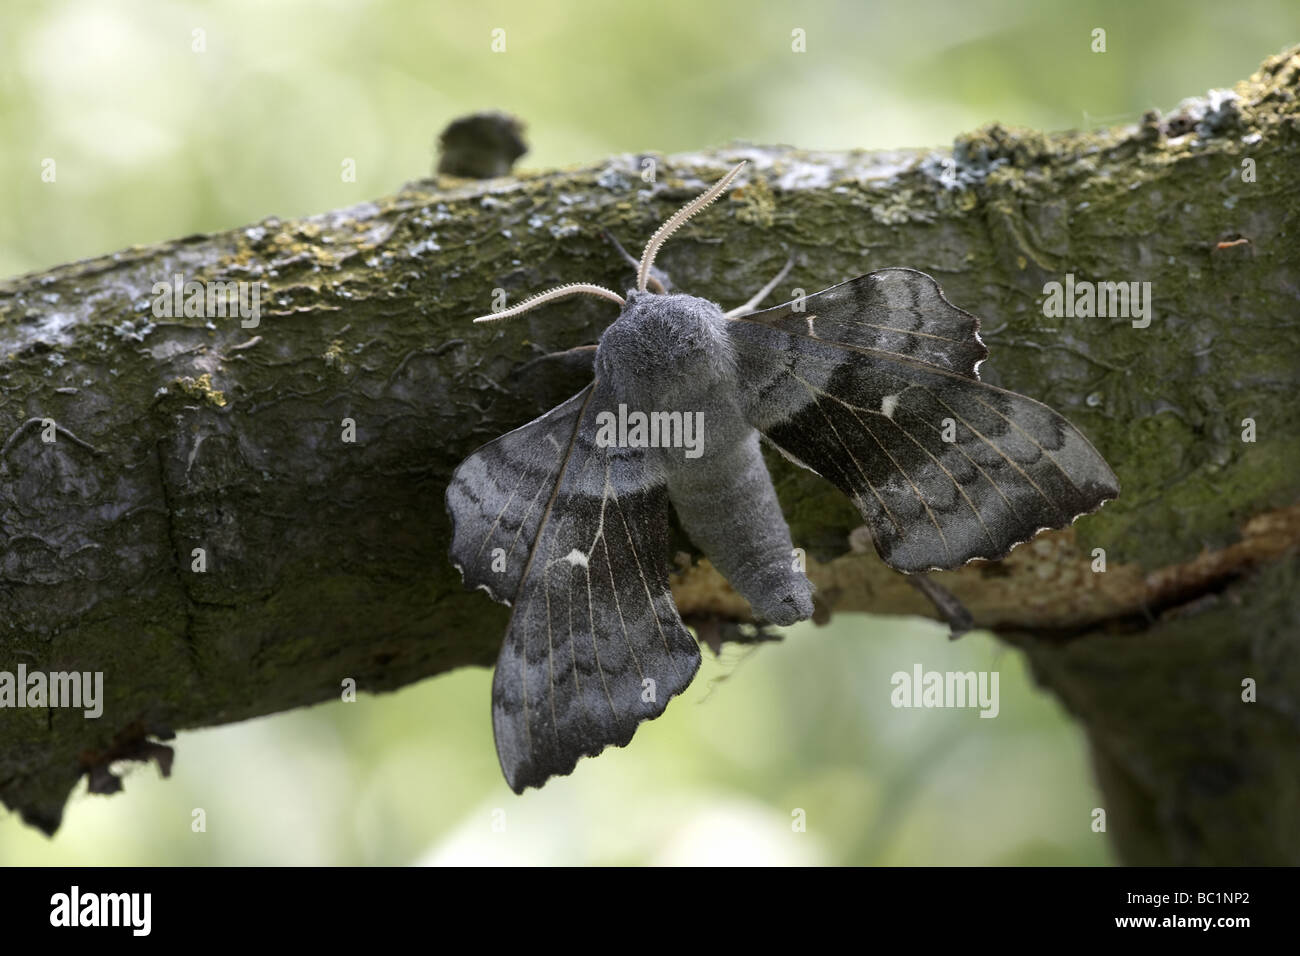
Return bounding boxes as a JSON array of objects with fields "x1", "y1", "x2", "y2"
[{"x1": 664, "y1": 423, "x2": 814, "y2": 627}]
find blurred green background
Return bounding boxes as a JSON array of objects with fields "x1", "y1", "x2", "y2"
[{"x1": 1, "y1": 0, "x2": 1294, "y2": 864}]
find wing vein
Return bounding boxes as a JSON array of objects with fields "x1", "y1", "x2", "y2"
[
  {"x1": 609, "y1": 487, "x2": 687, "y2": 683},
  {"x1": 792, "y1": 372, "x2": 953, "y2": 563},
  {"x1": 788, "y1": 374, "x2": 905, "y2": 537}
]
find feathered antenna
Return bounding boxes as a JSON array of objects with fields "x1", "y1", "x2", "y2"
[
  {"x1": 637, "y1": 161, "x2": 746, "y2": 293},
  {"x1": 470, "y1": 161, "x2": 746, "y2": 322},
  {"x1": 472, "y1": 283, "x2": 626, "y2": 323}
]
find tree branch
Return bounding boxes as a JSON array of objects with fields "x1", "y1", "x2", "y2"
[{"x1": 2, "y1": 48, "x2": 1298, "y2": 854}]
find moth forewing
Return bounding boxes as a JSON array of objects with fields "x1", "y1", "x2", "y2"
[{"x1": 725, "y1": 269, "x2": 1119, "y2": 573}]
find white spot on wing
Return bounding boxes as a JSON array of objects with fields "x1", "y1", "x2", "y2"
[
  {"x1": 563, "y1": 548, "x2": 589, "y2": 568},
  {"x1": 881, "y1": 393, "x2": 899, "y2": 420}
]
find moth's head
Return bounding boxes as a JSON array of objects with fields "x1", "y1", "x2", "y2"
[
  {"x1": 471, "y1": 161, "x2": 748, "y2": 373},
  {"x1": 595, "y1": 289, "x2": 733, "y2": 400}
]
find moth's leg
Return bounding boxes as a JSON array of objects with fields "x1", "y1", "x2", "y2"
[
  {"x1": 724, "y1": 255, "x2": 795, "y2": 318},
  {"x1": 679, "y1": 612, "x2": 784, "y2": 656},
  {"x1": 515, "y1": 344, "x2": 597, "y2": 414},
  {"x1": 907, "y1": 574, "x2": 974, "y2": 639},
  {"x1": 603, "y1": 229, "x2": 669, "y2": 293},
  {"x1": 518, "y1": 343, "x2": 597, "y2": 373},
  {"x1": 665, "y1": 429, "x2": 814, "y2": 627}
]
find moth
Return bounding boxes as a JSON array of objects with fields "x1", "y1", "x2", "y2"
[{"x1": 447, "y1": 162, "x2": 1119, "y2": 792}]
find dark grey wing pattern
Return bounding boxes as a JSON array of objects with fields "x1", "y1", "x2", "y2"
[
  {"x1": 447, "y1": 380, "x2": 701, "y2": 792},
  {"x1": 742, "y1": 268, "x2": 988, "y2": 377},
  {"x1": 729, "y1": 270, "x2": 1119, "y2": 573},
  {"x1": 447, "y1": 386, "x2": 593, "y2": 604}
]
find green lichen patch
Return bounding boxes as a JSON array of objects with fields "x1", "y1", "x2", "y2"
[{"x1": 170, "y1": 372, "x2": 227, "y2": 407}]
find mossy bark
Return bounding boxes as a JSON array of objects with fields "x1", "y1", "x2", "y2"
[{"x1": 2, "y1": 49, "x2": 1298, "y2": 855}]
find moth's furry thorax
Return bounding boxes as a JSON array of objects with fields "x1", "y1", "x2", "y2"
[{"x1": 596, "y1": 290, "x2": 736, "y2": 404}]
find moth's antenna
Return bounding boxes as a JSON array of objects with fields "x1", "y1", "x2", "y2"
[
  {"x1": 472, "y1": 283, "x2": 626, "y2": 323},
  {"x1": 636, "y1": 161, "x2": 746, "y2": 293}
]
